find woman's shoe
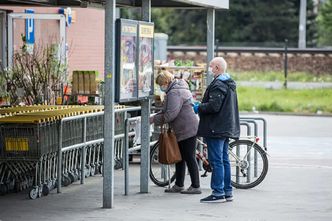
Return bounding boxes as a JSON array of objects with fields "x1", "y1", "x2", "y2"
[
  {"x1": 164, "y1": 184, "x2": 184, "y2": 193},
  {"x1": 181, "y1": 186, "x2": 202, "y2": 194}
]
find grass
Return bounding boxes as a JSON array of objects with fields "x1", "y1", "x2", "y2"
[
  {"x1": 237, "y1": 87, "x2": 332, "y2": 114},
  {"x1": 231, "y1": 71, "x2": 332, "y2": 82}
]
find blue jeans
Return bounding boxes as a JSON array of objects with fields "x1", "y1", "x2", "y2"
[{"x1": 206, "y1": 137, "x2": 232, "y2": 197}]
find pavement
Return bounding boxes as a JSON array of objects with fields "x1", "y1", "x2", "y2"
[{"x1": 0, "y1": 114, "x2": 332, "y2": 221}]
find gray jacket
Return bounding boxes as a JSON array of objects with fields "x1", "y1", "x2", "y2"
[{"x1": 153, "y1": 79, "x2": 198, "y2": 142}]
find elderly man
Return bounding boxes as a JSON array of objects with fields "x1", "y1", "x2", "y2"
[{"x1": 193, "y1": 57, "x2": 240, "y2": 203}]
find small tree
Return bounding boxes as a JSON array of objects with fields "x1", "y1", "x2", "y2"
[{"x1": 1, "y1": 41, "x2": 67, "y2": 105}]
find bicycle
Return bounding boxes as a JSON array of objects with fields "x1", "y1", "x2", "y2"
[{"x1": 150, "y1": 136, "x2": 268, "y2": 189}]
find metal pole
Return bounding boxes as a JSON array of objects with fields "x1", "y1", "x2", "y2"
[
  {"x1": 1, "y1": 12, "x2": 7, "y2": 67},
  {"x1": 298, "y1": 0, "x2": 307, "y2": 49},
  {"x1": 103, "y1": 0, "x2": 116, "y2": 209},
  {"x1": 284, "y1": 39, "x2": 288, "y2": 89},
  {"x1": 81, "y1": 118, "x2": 87, "y2": 184},
  {"x1": 140, "y1": 0, "x2": 151, "y2": 193},
  {"x1": 242, "y1": 120, "x2": 258, "y2": 178},
  {"x1": 59, "y1": 15, "x2": 66, "y2": 82},
  {"x1": 215, "y1": 39, "x2": 219, "y2": 57},
  {"x1": 206, "y1": 8, "x2": 215, "y2": 85},
  {"x1": 140, "y1": 99, "x2": 151, "y2": 193},
  {"x1": 141, "y1": 0, "x2": 151, "y2": 21},
  {"x1": 124, "y1": 118, "x2": 129, "y2": 195},
  {"x1": 57, "y1": 122, "x2": 63, "y2": 193},
  {"x1": 237, "y1": 122, "x2": 251, "y2": 184},
  {"x1": 7, "y1": 15, "x2": 13, "y2": 68}
]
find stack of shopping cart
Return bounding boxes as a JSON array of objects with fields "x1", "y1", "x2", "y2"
[{"x1": 0, "y1": 105, "x2": 107, "y2": 198}]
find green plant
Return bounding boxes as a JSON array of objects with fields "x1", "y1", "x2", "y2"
[
  {"x1": 174, "y1": 60, "x2": 194, "y2": 67},
  {"x1": 237, "y1": 86, "x2": 332, "y2": 114},
  {"x1": 1, "y1": 43, "x2": 67, "y2": 105},
  {"x1": 0, "y1": 71, "x2": 8, "y2": 98}
]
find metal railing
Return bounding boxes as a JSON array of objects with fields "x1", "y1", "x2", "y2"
[
  {"x1": 123, "y1": 116, "x2": 158, "y2": 195},
  {"x1": 168, "y1": 45, "x2": 332, "y2": 55},
  {"x1": 56, "y1": 106, "x2": 142, "y2": 194},
  {"x1": 57, "y1": 112, "x2": 104, "y2": 193}
]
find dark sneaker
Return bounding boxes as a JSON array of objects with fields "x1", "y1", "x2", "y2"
[
  {"x1": 165, "y1": 184, "x2": 184, "y2": 193},
  {"x1": 181, "y1": 186, "x2": 202, "y2": 194},
  {"x1": 225, "y1": 195, "x2": 233, "y2": 202},
  {"x1": 200, "y1": 195, "x2": 226, "y2": 203}
]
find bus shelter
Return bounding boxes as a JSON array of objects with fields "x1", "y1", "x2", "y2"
[{"x1": 0, "y1": 0, "x2": 229, "y2": 208}]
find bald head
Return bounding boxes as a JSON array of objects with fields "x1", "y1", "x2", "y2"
[{"x1": 209, "y1": 57, "x2": 227, "y2": 77}]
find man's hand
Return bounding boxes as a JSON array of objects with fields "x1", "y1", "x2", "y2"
[{"x1": 192, "y1": 102, "x2": 200, "y2": 114}]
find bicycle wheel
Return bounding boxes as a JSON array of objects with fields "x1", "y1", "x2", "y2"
[
  {"x1": 150, "y1": 141, "x2": 176, "y2": 187},
  {"x1": 229, "y1": 139, "x2": 268, "y2": 189}
]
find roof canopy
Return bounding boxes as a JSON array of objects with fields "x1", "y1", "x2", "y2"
[{"x1": 0, "y1": 0, "x2": 229, "y2": 9}]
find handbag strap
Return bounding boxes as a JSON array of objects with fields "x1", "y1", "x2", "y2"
[{"x1": 161, "y1": 117, "x2": 165, "y2": 132}]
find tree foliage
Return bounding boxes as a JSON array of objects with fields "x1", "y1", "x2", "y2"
[
  {"x1": 216, "y1": 0, "x2": 298, "y2": 46},
  {"x1": 317, "y1": 0, "x2": 332, "y2": 46},
  {"x1": 148, "y1": 0, "x2": 318, "y2": 47}
]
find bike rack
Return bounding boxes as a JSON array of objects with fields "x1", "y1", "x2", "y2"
[
  {"x1": 240, "y1": 121, "x2": 252, "y2": 137},
  {"x1": 240, "y1": 120, "x2": 258, "y2": 181},
  {"x1": 239, "y1": 117, "x2": 268, "y2": 183},
  {"x1": 240, "y1": 117, "x2": 267, "y2": 150},
  {"x1": 241, "y1": 120, "x2": 258, "y2": 137}
]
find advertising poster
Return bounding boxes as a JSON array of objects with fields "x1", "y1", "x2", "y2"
[
  {"x1": 138, "y1": 22, "x2": 154, "y2": 99},
  {"x1": 116, "y1": 19, "x2": 138, "y2": 102}
]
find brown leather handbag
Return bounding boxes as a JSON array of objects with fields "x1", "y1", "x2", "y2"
[{"x1": 158, "y1": 125, "x2": 182, "y2": 165}]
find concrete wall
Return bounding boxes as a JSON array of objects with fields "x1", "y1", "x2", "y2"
[{"x1": 168, "y1": 51, "x2": 332, "y2": 74}]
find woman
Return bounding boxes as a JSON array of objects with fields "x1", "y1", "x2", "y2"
[{"x1": 150, "y1": 71, "x2": 201, "y2": 194}]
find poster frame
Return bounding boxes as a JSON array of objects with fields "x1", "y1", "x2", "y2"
[
  {"x1": 115, "y1": 18, "x2": 139, "y2": 103},
  {"x1": 137, "y1": 21, "x2": 155, "y2": 100}
]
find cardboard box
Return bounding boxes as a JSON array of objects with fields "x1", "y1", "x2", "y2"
[
  {"x1": 90, "y1": 71, "x2": 97, "y2": 94},
  {"x1": 84, "y1": 71, "x2": 90, "y2": 94},
  {"x1": 72, "y1": 71, "x2": 79, "y2": 94},
  {"x1": 78, "y1": 71, "x2": 85, "y2": 94},
  {"x1": 73, "y1": 70, "x2": 99, "y2": 95}
]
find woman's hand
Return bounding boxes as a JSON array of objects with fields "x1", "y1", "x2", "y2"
[{"x1": 149, "y1": 116, "x2": 154, "y2": 124}]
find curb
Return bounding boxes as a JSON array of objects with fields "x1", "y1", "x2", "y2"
[{"x1": 240, "y1": 111, "x2": 332, "y2": 118}]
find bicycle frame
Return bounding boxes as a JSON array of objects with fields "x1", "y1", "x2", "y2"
[
  {"x1": 228, "y1": 137, "x2": 259, "y2": 163},
  {"x1": 196, "y1": 136, "x2": 267, "y2": 168}
]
